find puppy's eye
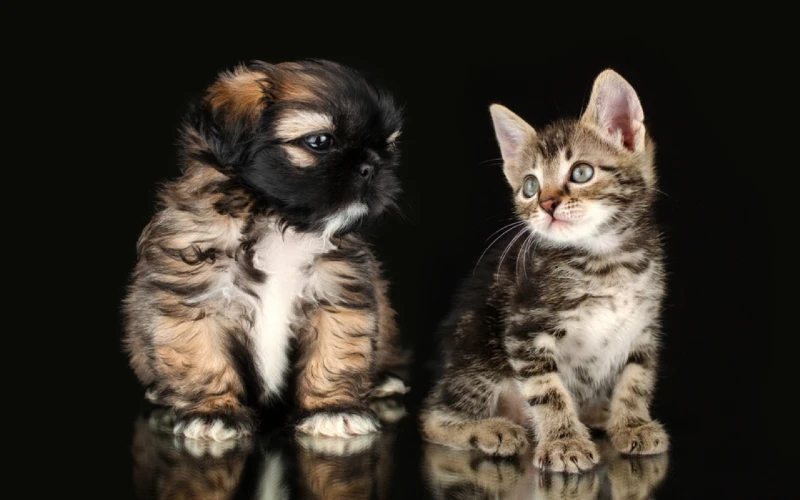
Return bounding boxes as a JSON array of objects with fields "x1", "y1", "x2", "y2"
[
  {"x1": 522, "y1": 176, "x2": 539, "y2": 198},
  {"x1": 304, "y1": 133, "x2": 333, "y2": 151},
  {"x1": 570, "y1": 163, "x2": 594, "y2": 183}
]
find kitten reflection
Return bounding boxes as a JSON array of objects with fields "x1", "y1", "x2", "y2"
[
  {"x1": 423, "y1": 438, "x2": 668, "y2": 500},
  {"x1": 131, "y1": 412, "x2": 253, "y2": 500}
]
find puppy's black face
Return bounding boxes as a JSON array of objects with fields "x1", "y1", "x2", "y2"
[{"x1": 194, "y1": 60, "x2": 402, "y2": 236}]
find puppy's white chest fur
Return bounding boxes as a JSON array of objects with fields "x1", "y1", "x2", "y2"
[
  {"x1": 250, "y1": 226, "x2": 329, "y2": 400},
  {"x1": 557, "y1": 267, "x2": 657, "y2": 393}
]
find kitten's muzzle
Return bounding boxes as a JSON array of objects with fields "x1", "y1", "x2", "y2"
[{"x1": 540, "y1": 196, "x2": 561, "y2": 215}]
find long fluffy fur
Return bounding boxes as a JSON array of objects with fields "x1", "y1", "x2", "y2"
[
  {"x1": 123, "y1": 60, "x2": 410, "y2": 440},
  {"x1": 420, "y1": 69, "x2": 668, "y2": 473}
]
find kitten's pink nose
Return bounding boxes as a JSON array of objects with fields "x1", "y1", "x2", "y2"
[{"x1": 539, "y1": 196, "x2": 561, "y2": 215}]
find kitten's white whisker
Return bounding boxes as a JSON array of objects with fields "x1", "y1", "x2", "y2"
[
  {"x1": 496, "y1": 227, "x2": 528, "y2": 282},
  {"x1": 473, "y1": 222, "x2": 526, "y2": 275},
  {"x1": 515, "y1": 231, "x2": 534, "y2": 282},
  {"x1": 521, "y1": 232, "x2": 536, "y2": 280},
  {"x1": 484, "y1": 220, "x2": 526, "y2": 243},
  {"x1": 479, "y1": 157, "x2": 504, "y2": 165}
]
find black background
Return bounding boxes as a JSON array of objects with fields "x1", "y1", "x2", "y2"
[{"x1": 85, "y1": 41, "x2": 769, "y2": 498}]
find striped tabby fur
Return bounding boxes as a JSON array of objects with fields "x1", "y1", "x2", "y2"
[{"x1": 421, "y1": 70, "x2": 668, "y2": 473}]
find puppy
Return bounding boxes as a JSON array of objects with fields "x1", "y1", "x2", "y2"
[{"x1": 123, "y1": 60, "x2": 409, "y2": 440}]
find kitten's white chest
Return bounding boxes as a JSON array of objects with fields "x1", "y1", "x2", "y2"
[
  {"x1": 557, "y1": 269, "x2": 657, "y2": 392},
  {"x1": 250, "y1": 227, "x2": 329, "y2": 399}
]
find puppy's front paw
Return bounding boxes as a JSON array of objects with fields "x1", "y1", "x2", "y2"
[
  {"x1": 173, "y1": 416, "x2": 252, "y2": 441},
  {"x1": 295, "y1": 433, "x2": 378, "y2": 456},
  {"x1": 470, "y1": 419, "x2": 529, "y2": 456},
  {"x1": 296, "y1": 411, "x2": 380, "y2": 438},
  {"x1": 534, "y1": 438, "x2": 599, "y2": 473},
  {"x1": 173, "y1": 408, "x2": 254, "y2": 441},
  {"x1": 371, "y1": 376, "x2": 410, "y2": 399},
  {"x1": 369, "y1": 397, "x2": 407, "y2": 424},
  {"x1": 609, "y1": 420, "x2": 669, "y2": 455}
]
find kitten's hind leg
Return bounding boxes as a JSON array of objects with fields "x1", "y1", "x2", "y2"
[
  {"x1": 421, "y1": 410, "x2": 529, "y2": 456},
  {"x1": 420, "y1": 378, "x2": 529, "y2": 456},
  {"x1": 579, "y1": 399, "x2": 611, "y2": 430},
  {"x1": 607, "y1": 344, "x2": 669, "y2": 455}
]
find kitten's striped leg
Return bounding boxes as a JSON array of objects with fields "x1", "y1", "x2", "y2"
[
  {"x1": 607, "y1": 344, "x2": 669, "y2": 455},
  {"x1": 507, "y1": 334, "x2": 599, "y2": 473},
  {"x1": 420, "y1": 377, "x2": 529, "y2": 456}
]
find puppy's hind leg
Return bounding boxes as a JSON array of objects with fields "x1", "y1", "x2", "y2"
[{"x1": 370, "y1": 277, "x2": 411, "y2": 399}]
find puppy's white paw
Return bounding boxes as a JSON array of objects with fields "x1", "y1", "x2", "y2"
[
  {"x1": 372, "y1": 376, "x2": 410, "y2": 398},
  {"x1": 369, "y1": 398, "x2": 407, "y2": 424},
  {"x1": 179, "y1": 436, "x2": 244, "y2": 458},
  {"x1": 173, "y1": 418, "x2": 250, "y2": 441},
  {"x1": 296, "y1": 433, "x2": 377, "y2": 455},
  {"x1": 296, "y1": 412, "x2": 380, "y2": 438}
]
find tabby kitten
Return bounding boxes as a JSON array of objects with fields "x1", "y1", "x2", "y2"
[
  {"x1": 123, "y1": 60, "x2": 409, "y2": 441},
  {"x1": 420, "y1": 70, "x2": 668, "y2": 473}
]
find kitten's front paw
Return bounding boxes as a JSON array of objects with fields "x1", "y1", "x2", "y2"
[
  {"x1": 534, "y1": 438, "x2": 599, "y2": 473},
  {"x1": 470, "y1": 419, "x2": 529, "y2": 456},
  {"x1": 296, "y1": 411, "x2": 380, "y2": 438},
  {"x1": 533, "y1": 469, "x2": 600, "y2": 499},
  {"x1": 609, "y1": 420, "x2": 669, "y2": 455}
]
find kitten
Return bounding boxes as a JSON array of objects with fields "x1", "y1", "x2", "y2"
[
  {"x1": 420, "y1": 69, "x2": 668, "y2": 473},
  {"x1": 123, "y1": 60, "x2": 410, "y2": 441}
]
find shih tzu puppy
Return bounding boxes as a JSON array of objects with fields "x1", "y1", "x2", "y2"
[{"x1": 123, "y1": 59, "x2": 409, "y2": 440}]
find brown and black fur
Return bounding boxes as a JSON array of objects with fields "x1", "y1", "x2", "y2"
[
  {"x1": 123, "y1": 60, "x2": 409, "y2": 440},
  {"x1": 421, "y1": 70, "x2": 668, "y2": 473}
]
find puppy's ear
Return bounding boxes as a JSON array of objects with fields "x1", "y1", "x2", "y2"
[
  {"x1": 185, "y1": 62, "x2": 275, "y2": 166},
  {"x1": 206, "y1": 62, "x2": 273, "y2": 129}
]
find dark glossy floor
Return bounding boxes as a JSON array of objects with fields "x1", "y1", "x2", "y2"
[
  {"x1": 115, "y1": 393, "x2": 766, "y2": 499},
  {"x1": 97, "y1": 46, "x2": 768, "y2": 499}
]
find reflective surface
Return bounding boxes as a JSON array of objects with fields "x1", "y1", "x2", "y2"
[{"x1": 129, "y1": 398, "x2": 673, "y2": 499}]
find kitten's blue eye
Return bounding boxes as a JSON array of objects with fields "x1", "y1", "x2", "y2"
[
  {"x1": 570, "y1": 163, "x2": 594, "y2": 183},
  {"x1": 304, "y1": 133, "x2": 333, "y2": 151},
  {"x1": 522, "y1": 176, "x2": 539, "y2": 198}
]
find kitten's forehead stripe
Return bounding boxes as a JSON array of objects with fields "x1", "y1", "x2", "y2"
[
  {"x1": 535, "y1": 121, "x2": 575, "y2": 162},
  {"x1": 274, "y1": 110, "x2": 335, "y2": 140}
]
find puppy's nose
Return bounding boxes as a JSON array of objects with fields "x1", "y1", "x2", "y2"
[
  {"x1": 539, "y1": 196, "x2": 561, "y2": 215},
  {"x1": 359, "y1": 164, "x2": 374, "y2": 179}
]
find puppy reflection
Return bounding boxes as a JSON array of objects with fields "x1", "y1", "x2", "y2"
[
  {"x1": 423, "y1": 437, "x2": 668, "y2": 500},
  {"x1": 294, "y1": 396, "x2": 404, "y2": 500},
  {"x1": 131, "y1": 411, "x2": 253, "y2": 500},
  {"x1": 132, "y1": 397, "x2": 406, "y2": 499}
]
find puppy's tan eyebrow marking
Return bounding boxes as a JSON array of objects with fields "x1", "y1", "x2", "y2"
[
  {"x1": 281, "y1": 144, "x2": 317, "y2": 168},
  {"x1": 387, "y1": 130, "x2": 401, "y2": 143},
  {"x1": 274, "y1": 111, "x2": 334, "y2": 140}
]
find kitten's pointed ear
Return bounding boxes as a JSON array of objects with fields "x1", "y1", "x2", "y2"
[
  {"x1": 489, "y1": 104, "x2": 536, "y2": 179},
  {"x1": 581, "y1": 70, "x2": 645, "y2": 152}
]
